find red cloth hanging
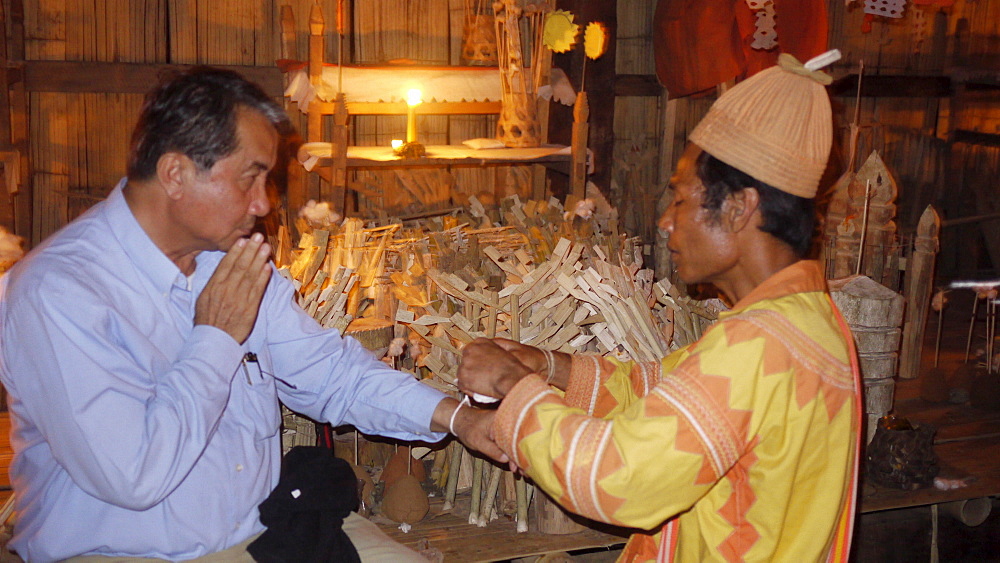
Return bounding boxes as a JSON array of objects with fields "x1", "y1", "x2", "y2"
[{"x1": 654, "y1": 0, "x2": 830, "y2": 98}]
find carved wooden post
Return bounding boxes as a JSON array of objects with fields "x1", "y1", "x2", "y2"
[
  {"x1": 899, "y1": 206, "x2": 941, "y2": 380},
  {"x1": 280, "y1": 5, "x2": 297, "y2": 62},
  {"x1": 331, "y1": 93, "x2": 349, "y2": 214},
  {"x1": 279, "y1": 5, "x2": 303, "y2": 235},
  {"x1": 308, "y1": 4, "x2": 325, "y2": 145},
  {"x1": 570, "y1": 91, "x2": 589, "y2": 200}
]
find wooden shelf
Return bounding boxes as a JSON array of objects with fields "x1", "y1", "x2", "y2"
[{"x1": 299, "y1": 143, "x2": 572, "y2": 170}]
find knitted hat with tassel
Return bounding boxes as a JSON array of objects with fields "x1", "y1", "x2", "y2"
[{"x1": 689, "y1": 51, "x2": 840, "y2": 199}]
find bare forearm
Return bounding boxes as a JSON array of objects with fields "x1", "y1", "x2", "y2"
[
  {"x1": 430, "y1": 396, "x2": 460, "y2": 433},
  {"x1": 432, "y1": 396, "x2": 507, "y2": 463},
  {"x1": 509, "y1": 346, "x2": 571, "y2": 392}
]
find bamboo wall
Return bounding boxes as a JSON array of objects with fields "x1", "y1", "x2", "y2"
[
  {"x1": 610, "y1": 0, "x2": 1000, "y2": 278},
  {"x1": 10, "y1": 0, "x2": 498, "y2": 243},
  {"x1": 17, "y1": 0, "x2": 287, "y2": 244},
  {"x1": 824, "y1": 0, "x2": 1000, "y2": 277},
  {"x1": 4, "y1": 0, "x2": 999, "y2": 279}
]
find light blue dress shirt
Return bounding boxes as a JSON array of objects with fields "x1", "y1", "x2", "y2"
[{"x1": 0, "y1": 179, "x2": 447, "y2": 562}]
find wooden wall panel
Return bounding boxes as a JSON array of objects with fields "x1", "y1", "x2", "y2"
[
  {"x1": 615, "y1": 0, "x2": 654, "y2": 76},
  {"x1": 613, "y1": 96, "x2": 663, "y2": 244},
  {"x1": 13, "y1": 0, "x2": 996, "y2": 261},
  {"x1": 167, "y1": 0, "x2": 197, "y2": 63},
  {"x1": 23, "y1": 0, "x2": 65, "y2": 60},
  {"x1": 30, "y1": 92, "x2": 67, "y2": 242},
  {"x1": 610, "y1": 0, "x2": 662, "y2": 254},
  {"x1": 954, "y1": 0, "x2": 1000, "y2": 61},
  {"x1": 353, "y1": 0, "x2": 451, "y2": 65}
]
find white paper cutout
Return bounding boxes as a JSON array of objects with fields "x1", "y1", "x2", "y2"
[
  {"x1": 865, "y1": 0, "x2": 907, "y2": 18},
  {"x1": 910, "y1": 6, "x2": 928, "y2": 50},
  {"x1": 749, "y1": 1, "x2": 778, "y2": 50}
]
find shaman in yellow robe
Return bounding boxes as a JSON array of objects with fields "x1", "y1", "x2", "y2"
[{"x1": 493, "y1": 260, "x2": 861, "y2": 562}]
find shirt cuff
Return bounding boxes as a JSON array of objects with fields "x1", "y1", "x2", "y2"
[
  {"x1": 563, "y1": 355, "x2": 604, "y2": 413},
  {"x1": 493, "y1": 373, "x2": 560, "y2": 469},
  {"x1": 408, "y1": 381, "x2": 450, "y2": 442}
]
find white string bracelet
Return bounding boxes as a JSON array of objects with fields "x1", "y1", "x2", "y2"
[
  {"x1": 541, "y1": 348, "x2": 557, "y2": 384},
  {"x1": 448, "y1": 396, "x2": 470, "y2": 435}
]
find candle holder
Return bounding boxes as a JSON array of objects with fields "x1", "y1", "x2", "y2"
[
  {"x1": 392, "y1": 138, "x2": 425, "y2": 159},
  {"x1": 406, "y1": 89, "x2": 422, "y2": 143},
  {"x1": 392, "y1": 90, "x2": 426, "y2": 158}
]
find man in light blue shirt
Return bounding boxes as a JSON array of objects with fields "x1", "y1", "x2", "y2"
[{"x1": 0, "y1": 67, "x2": 502, "y2": 562}]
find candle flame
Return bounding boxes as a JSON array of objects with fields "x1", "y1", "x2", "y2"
[
  {"x1": 406, "y1": 89, "x2": 422, "y2": 107},
  {"x1": 391, "y1": 139, "x2": 404, "y2": 149}
]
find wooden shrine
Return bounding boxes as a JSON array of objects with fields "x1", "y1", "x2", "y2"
[{"x1": 278, "y1": 2, "x2": 588, "y2": 224}]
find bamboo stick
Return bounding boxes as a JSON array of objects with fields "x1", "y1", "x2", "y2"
[
  {"x1": 856, "y1": 180, "x2": 872, "y2": 276},
  {"x1": 469, "y1": 457, "x2": 484, "y2": 525},
  {"x1": 443, "y1": 440, "x2": 463, "y2": 511},
  {"x1": 515, "y1": 474, "x2": 528, "y2": 533},
  {"x1": 477, "y1": 464, "x2": 503, "y2": 527}
]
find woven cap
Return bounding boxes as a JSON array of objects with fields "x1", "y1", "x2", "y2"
[{"x1": 689, "y1": 53, "x2": 833, "y2": 199}]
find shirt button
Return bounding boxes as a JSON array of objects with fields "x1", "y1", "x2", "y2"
[{"x1": 236, "y1": 464, "x2": 244, "y2": 472}]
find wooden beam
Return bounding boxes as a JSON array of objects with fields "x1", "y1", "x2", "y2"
[
  {"x1": 5, "y1": 0, "x2": 30, "y2": 242},
  {"x1": 614, "y1": 74, "x2": 662, "y2": 97},
  {"x1": 21, "y1": 61, "x2": 285, "y2": 98},
  {"x1": 829, "y1": 74, "x2": 952, "y2": 98},
  {"x1": 952, "y1": 129, "x2": 1000, "y2": 147},
  {"x1": 0, "y1": 0, "x2": 12, "y2": 150},
  {"x1": 312, "y1": 100, "x2": 501, "y2": 116}
]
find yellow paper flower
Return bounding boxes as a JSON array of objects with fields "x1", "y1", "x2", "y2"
[
  {"x1": 584, "y1": 22, "x2": 608, "y2": 60},
  {"x1": 543, "y1": 10, "x2": 579, "y2": 53}
]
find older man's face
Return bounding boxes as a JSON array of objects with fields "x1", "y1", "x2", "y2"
[
  {"x1": 175, "y1": 107, "x2": 278, "y2": 253},
  {"x1": 658, "y1": 144, "x2": 739, "y2": 287}
]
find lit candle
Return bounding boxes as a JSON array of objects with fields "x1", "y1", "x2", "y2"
[
  {"x1": 405, "y1": 88, "x2": 422, "y2": 143},
  {"x1": 391, "y1": 139, "x2": 404, "y2": 150}
]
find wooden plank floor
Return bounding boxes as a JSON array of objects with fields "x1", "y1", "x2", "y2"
[
  {"x1": 377, "y1": 495, "x2": 628, "y2": 562},
  {"x1": 860, "y1": 377, "x2": 1000, "y2": 512},
  {"x1": 861, "y1": 289, "x2": 1000, "y2": 513}
]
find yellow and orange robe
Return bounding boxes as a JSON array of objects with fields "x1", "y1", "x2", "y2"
[{"x1": 493, "y1": 260, "x2": 861, "y2": 563}]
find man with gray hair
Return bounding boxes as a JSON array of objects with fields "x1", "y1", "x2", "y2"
[{"x1": 0, "y1": 67, "x2": 502, "y2": 562}]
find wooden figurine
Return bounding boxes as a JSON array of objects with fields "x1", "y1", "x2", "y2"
[
  {"x1": 851, "y1": 151, "x2": 899, "y2": 283},
  {"x1": 827, "y1": 151, "x2": 900, "y2": 285},
  {"x1": 494, "y1": 0, "x2": 544, "y2": 147},
  {"x1": 462, "y1": 0, "x2": 498, "y2": 65}
]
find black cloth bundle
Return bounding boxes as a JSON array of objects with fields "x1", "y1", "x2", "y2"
[{"x1": 249, "y1": 446, "x2": 361, "y2": 563}]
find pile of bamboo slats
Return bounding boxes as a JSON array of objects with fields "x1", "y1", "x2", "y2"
[
  {"x1": 279, "y1": 217, "x2": 402, "y2": 330},
  {"x1": 275, "y1": 190, "x2": 723, "y2": 531},
  {"x1": 279, "y1": 192, "x2": 720, "y2": 392}
]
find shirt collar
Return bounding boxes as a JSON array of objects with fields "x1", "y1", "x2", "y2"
[
  {"x1": 104, "y1": 178, "x2": 190, "y2": 296},
  {"x1": 721, "y1": 260, "x2": 828, "y2": 318}
]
